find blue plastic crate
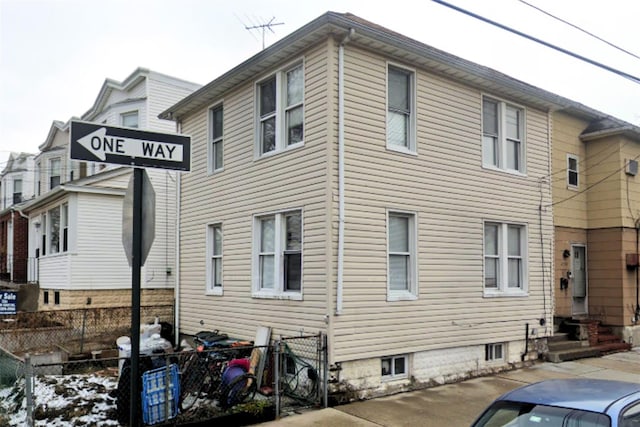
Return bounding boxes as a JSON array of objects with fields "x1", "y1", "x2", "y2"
[{"x1": 142, "y1": 363, "x2": 180, "y2": 425}]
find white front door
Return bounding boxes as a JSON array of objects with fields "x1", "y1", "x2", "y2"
[{"x1": 571, "y1": 245, "x2": 588, "y2": 316}]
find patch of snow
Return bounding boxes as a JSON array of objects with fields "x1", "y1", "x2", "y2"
[{"x1": 0, "y1": 370, "x2": 120, "y2": 426}]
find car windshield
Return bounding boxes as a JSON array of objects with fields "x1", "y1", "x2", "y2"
[{"x1": 473, "y1": 400, "x2": 610, "y2": 427}]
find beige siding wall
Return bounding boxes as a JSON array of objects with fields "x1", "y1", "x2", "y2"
[
  {"x1": 552, "y1": 112, "x2": 588, "y2": 229},
  {"x1": 585, "y1": 137, "x2": 624, "y2": 228},
  {"x1": 178, "y1": 40, "x2": 334, "y2": 341},
  {"x1": 619, "y1": 137, "x2": 640, "y2": 228},
  {"x1": 333, "y1": 45, "x2": 554, "y2": 362}
]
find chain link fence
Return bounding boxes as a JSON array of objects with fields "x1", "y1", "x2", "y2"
[
  {"x1": 0, "y1": 305, "x2": 174, "y2": 356},
  {"x1": 0, "y1": 331, "x2": 327, "y2": 426}
]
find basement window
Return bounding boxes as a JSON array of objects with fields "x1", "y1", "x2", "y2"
[
  {"x1": 54, "y1": 291, "x2": 60, "y2": 305},
  {"x1": 43, "y1": 291, "x2": 49, "y2": 305},
  {"x1": 485, "y1": 343, "x2": 505, "y2": 361},
  {"x1": 381, "y1": 355, "x2": 408, "y2": 380}
]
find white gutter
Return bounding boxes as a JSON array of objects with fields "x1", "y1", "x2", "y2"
[
  {"x1": 336, "y1": 29, "x2": 354, "y2": 315},
  {"x1": 11, "y1": 206, "x2": 29, "y2": 220},
  {"x1": 174, "y1": 119, "x2": 182, "y2": 346}
]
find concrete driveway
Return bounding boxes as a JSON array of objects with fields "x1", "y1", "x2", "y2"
[{"x1": 260, "y1": 349, "x2": 640, "y2": 426}]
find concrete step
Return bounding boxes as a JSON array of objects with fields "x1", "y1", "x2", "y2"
[
  {"x1": 545, "y1": 347, "x2": 600, "y2": 363},
  {"x1": 547, "y1": 340, "x2": 585, "y2": 352},
  {"x1": 547, "y1": 333, "x2": 571, "y2": 343}
]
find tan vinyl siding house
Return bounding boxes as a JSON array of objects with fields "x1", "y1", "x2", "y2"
[
  {"x1": 162, "y1": 12, "x2": 583, "y2": 398},
  {"x1": 552, "y1": 108, "x2": 640, "y2": 343}
]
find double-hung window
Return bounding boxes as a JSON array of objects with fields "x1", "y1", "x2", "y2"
[
  {"x1": 50, "y1": 158, "x2": 61, "y2": 189},
  {"x1": 484, "y1": 222, "x2": 527, "y2": 294},
  {"x1": 49, "y1": 206, "x2": 61, "y2": 254},
  {"x1": 121, "y1": 111, "x2": 139, "y2": 128},
  {"x1": 567, "y1": 154, "x2": 579, "y2": 188},
  {"x1": 482, "y1": 97, "x2": 525, "y2": 173},
  {"x1": 62, "y1": 203, "x2": 68, "y2": 252},
  {"x1": 209, "y1": 105, "x2": 224, "y2": 173},
  {"x1": 12, "y1": 179, "x2": 22, "y2": 204},
  {"x1": 36, "y1": 162, "x2": 41, "y2": 196},
  {"x1": 254, "y1": 210, "x2": 302, "y2": 298},
  {"x1": 41, "y1": 214, "x2": 47, "y2": 256},
  {"x1": 387, "y1": 65, "x2": 415, "y2": 152},
  {"x1": 388, "y1": 211, "x2": 417, "y2": 300},
  {"x1": 206, "y1": 223, "x2": 223, "y2": 294},
  {"x1": 257, "y1": 62, "x2": 304, "y2": 156}
]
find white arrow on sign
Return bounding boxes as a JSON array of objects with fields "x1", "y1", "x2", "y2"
[{"x1": 78, "y1": 127, "x2": 184, "y2": 162}]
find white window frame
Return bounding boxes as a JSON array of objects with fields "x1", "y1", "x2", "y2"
[
  {"x1": 252, "y1": 209, "x2": 303, "y2": 300},
  {"x1": 49, "y1": 158, "x2": 61, "y2": 190},
  {"x1": 483, "y1": 221, "x2": 528, "y2": 296},
  {"x1": 49, "y1": 206, "x2": 61, "y2": 254},
  {"x1": 62, "y1": 203, "x2": 68, "y2": 253},
  {"x1": 255, "y1": 60, "x2": 305, "y2": 158},
  {"x1": 387, "y1": 210, "x2": 418, "y2": 301},
  {"x1": 40, "y1": 213, "x2": 47, "y2": 256},
  {"x1": 485, "y1": 343, "x2": 505, "y2": 361},
  {"x1": 386, "y1": 63, "x2": 417, "y2": 154},
  {"x1": 12, "y1": 178, "x2": 22, "y2": 204},
  {"x1": 208, "y1": 103, "x2": 224, "y2": 174},
  {"x1": 381, "y1": 354, "x2": 409, "y2": 380},
  {"x1": 567, "y1": 154, "x2": 579, "y2": 188},
  {"x1": 121, "y1": 111, "x2": 139, "y2": 128},
  {"x1": 35, "y1": 162, "x2": 41, "y2": 196},
  {"x1": 206, "y1": 223, "x2": 223, "y2": 295},
  {"x1": 482, "y1": 96, "x2": 526, "y2": 174}
]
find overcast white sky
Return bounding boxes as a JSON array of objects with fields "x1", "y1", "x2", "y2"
[{"x1": 1, "y1": 0, "x2": 639, "y2": 168}]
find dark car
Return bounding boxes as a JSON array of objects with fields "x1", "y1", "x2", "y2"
[{"x1": 471, "y1": 378, "x2": 640, "y2": 427}]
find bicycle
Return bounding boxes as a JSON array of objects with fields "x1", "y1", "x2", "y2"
[{"x1": 178, "y1": 334, "x2": 257, "y2": 412}]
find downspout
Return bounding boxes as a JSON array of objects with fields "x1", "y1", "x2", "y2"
[
  {"x1": 11, "y1": 206, "x2": 29, "y2": 220},
  {"x1": 633, "y1": 219, "x2": 640, "y2": 323},
  {"x1": 174, "y1": 118, "x2": 182, "y2": 346},
  {"x1": 336, "y1": 28, "x2": 355, "y2": 315}
]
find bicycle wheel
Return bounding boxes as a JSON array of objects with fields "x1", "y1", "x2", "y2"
[
  {"x1": 294, "y1": 364, "x2": 318, "y2": 401},
  {"x1": 179, "y1": 353, "x2": 205, "y2": 411},
  {"x1": 219, "y1": 373, "x2": 257, "y2": 410}
]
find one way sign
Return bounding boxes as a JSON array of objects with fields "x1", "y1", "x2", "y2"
[{"x1": 70, "y1": 120, "x2": 191, "y2": 171}]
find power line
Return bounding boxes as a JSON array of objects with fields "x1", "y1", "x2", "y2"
[
  {"x1": 517, "y1": 0, "x2": 640, "y2": 62},
  {"x1": 550, "y1": 140, "x2": 630, "y2": 185},
  {"x1": 547, "y1": 155, "x2": 640, "y2": 207},
  {"x1": 432, "y1": 0, "x2": 640, "y2": 84}
]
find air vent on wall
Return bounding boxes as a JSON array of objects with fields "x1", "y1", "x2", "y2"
[{"x1": 626, "y1": 159, "x2": 638, "y2": 176}]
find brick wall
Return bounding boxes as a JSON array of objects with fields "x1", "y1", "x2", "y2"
[{"x1": 11, "y1": 212, "x2": 29, "y2": 283}]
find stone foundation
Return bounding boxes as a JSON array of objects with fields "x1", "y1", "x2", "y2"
[
  {"x1": 331, "y1": 340, "x2": 536, "y2": 402},
  {"x1": 38, "y1": 288, "x2": 174, "y2": 311}
]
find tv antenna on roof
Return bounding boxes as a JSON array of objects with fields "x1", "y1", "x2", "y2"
[{"x1": 243, "y1": 16, "x2": 284, "y2": 49}]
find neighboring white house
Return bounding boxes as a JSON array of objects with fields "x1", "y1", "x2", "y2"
[
  {"x1": 22, "y1": 68, "x2": 200, "y2": 310},
  {"x1": 159, "y1": 12, "x2": 577, "y2": 398},
  {"x1": 0, "y1": 152, "x2": 35, "y2": 209},
  {"x1": 0, "y1": 152, "x2": 36, "y2": 283}
]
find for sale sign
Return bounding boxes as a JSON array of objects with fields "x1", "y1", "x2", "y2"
[{"x1": 0, "y1": 291, "x2": 17, "y2": 315}]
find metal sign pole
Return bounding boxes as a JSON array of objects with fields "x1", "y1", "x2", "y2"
[{"x1": 129, "y1": 167, "x2": 143, "y2": 427}]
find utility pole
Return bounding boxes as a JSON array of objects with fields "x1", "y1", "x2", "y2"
[{"x1": 244, "y1": 16, "x2": 284, "y2": 50}]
